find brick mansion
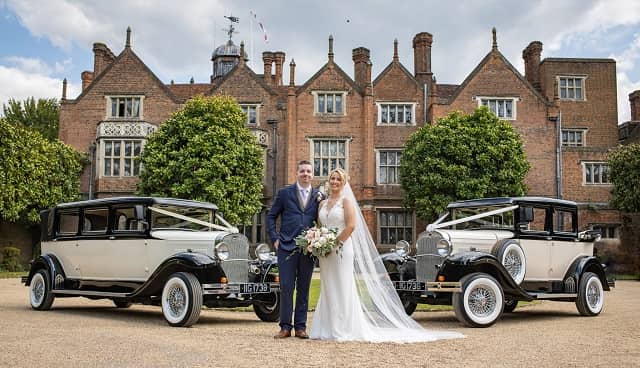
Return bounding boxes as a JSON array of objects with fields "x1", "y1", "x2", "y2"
[{"x1": 58, "y1": 26, "x2": 624, "y2": 248}]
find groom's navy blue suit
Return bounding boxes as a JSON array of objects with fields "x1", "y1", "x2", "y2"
[{"x1": 267, "y1": 184, "x2": 321, "y2": 332}]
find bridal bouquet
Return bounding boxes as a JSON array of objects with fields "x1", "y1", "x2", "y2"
[{"x1": 295, "y1": 224, "x2": 341, "y2": 257}]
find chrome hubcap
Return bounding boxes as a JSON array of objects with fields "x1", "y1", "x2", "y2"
[
  {"x1": 587, "y1": 280, "x2": 601, "y2": 309},
  {"x1": 504, "y1": 250, "x2": 522, "y2": 279},
  {"x1": 468, "y1": 286, "x2": 496, "y2": 317},
  {"x1": 167, "y1": 285, "x2": 186, "y2": 317},
  {"x1": 32, "y1": 278, "x2": 44, "y2": 304}
]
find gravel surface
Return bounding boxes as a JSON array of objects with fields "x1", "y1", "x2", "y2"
[{"x1": 1, "y1": 278, "x2": 638, "y2": 368}]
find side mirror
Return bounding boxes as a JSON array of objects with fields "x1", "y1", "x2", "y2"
[
  {"x1": 579, "y1": 229, "x2": 601, "y2": 242},
  {"x1": 518, "y1": 206, "x2": 534, "y2": 223}
]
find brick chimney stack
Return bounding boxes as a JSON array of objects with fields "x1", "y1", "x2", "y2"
[
  {"x1": 92, "y1": 43, "x2": 115, "y2": 76},
  {"x1": 352, "y1": 47, "x2": 371, "y2": 89},
  {"x1": 523, "y1": 41, "x2": 543, "y2": 91},
  {"x1": 263, "y1": 51, "x2": 274, "y2": 85},
  {"x1": 81, "y1": 71, "x2": 94, "y2": 91},
  {"x1": 413, "y1": 32, "x2": 433, "y2": 84},
  {"x1": 273, "y1": 51, "x2": 285, "y2": 86},
  {"x1": 630, "y1": 90, "x2": 640, "y2": 121}
]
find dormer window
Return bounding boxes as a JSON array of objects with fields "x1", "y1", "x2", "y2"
[
  {"x1": 477, "y1": 97, "x2": 517, "y2": 120},
  {"x1": 313, "y1": 91, "x2": 346, "y2": 116},
  {"x1": 108, "y1": 96, "x2": 143, "y2": 119}
]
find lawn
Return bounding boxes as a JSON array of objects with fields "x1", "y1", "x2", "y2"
[{"x1": 0, "y1": 271, "x2": 27, "y2": 279}]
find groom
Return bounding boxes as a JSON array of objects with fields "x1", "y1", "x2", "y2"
[{"x1": 267, "y1": 160, "x2": 322, "y2": 339}]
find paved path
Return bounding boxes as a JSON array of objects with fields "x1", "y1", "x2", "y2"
[{"x1": 1, "y1": 278, "x2": 638, "y2": 368}]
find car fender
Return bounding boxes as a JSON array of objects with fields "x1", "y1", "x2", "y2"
[
  {"x1": 381, "y1": 252, "x2": 415, "y2": 280},
  {"x1": 438, "y1": 251, "x2": 532, "y2": 300},
  {"x1": 25, "y1": 253, "x2": 66, "y2": 289},
  {"x1": 130, "y1": 252, "x2": 222, "y2": 297},
  {"x1": 564, "y1": 256, "x2": 610, "y2": 291}
]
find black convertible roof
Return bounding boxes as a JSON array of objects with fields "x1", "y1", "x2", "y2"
[
  {"x1": 54, "y1": 197, "x2": 218, "y2": 210},
  {"x1": 447, "y1": 196, "x2": 577, "y2": 209}
]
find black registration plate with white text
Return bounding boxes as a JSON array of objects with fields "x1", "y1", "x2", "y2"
[
  {"x1": 394, "y1": 281, "x2": 423, "y2": 291},
  {"x1": 240, "y1": 283, "x2": 270, "y2": 293}
]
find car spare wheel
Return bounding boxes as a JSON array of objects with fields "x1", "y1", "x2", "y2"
[{"x1": 494, "y1": 241, "x2": 526, "y2": 284}]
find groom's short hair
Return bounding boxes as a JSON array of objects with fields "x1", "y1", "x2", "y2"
[{"x1": 297, "y1": 160, "x2": 312, "y2": 169}]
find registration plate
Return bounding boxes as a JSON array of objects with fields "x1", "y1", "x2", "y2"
[
  {"x1": 240, "y1": 283, "x2": 270, "y2": 293},
  {"x1": 394, "y1": 281, "x2": 423, "y2": 291}
]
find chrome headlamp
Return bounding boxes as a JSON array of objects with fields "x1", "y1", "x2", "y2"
[
  {"x1": 436, "y1": 238, "x2": 452, "y2": 257},
  {"x1": 394, "y1": 240, "x2": 410, "y2": 257},
  {"x1": 255, "y1": 243, "x2": 271, "y2": 261},
  {"x1": 215, "y1": 242, "x2": 230, "y2": 261}
]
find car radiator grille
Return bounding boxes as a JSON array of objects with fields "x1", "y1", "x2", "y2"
[
  {"x1": 221, "y1": 234, "x2": 249, "y2": 283},
  {"x1": 415, "y1": 233, "x2": 444, "y2": 282}
]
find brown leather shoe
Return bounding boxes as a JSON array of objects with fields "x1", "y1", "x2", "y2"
[
  {"x1": 294, "y1": 330, "x2": 309, "y2": 339},
  {"x1": 274, "y1": 329, "x2": 292, "y2": 339}
]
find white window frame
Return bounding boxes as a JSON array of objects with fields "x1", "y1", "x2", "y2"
[
  {"x1": 557, "y1": 75, "x2": 587, "y2": 101},
  {"x1": 312, "y1": 91, "x2": 347, "y2": 116},
  {"x1": 375, "y1": 102, "x2": 416, "y2": 126},
  {"x1": 240, "y1": 104, "x2": 260, "y2": 126},
  {"x1": 476, "y1": 97, "x2": 518, "y2": 120},
  {"x1": 105, "y1": 96, "x2": 144, "y2": 120},
  {"x1": 562, "y1": 128, "x2": 587, "y2": 147},
  {"x1": 377, "y1": 208, "x2": 415, "y2": 245},
  {"x1": 582, "y1": 161, "x2": 610, "y2": 185},
  {"x1": 375, "y1": 149, "x2": 402, "y2": 185},
  {"x1": 99, "y1": 139, "x2": 145, "y2": 178},
  {"x1": 308, "y1": 138, "x2": 349, "y2": 177}
]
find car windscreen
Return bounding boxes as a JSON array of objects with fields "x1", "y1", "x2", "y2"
[
  {"x1": 450, "y1": 205, "x2": 515, "y2": 230},
  {"x1": 151, "y1": 205, "x2": 215, "y2": 231}
]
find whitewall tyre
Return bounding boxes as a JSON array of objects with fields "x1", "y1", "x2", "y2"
[
  {"x1": 453, "y1": 273, "x2": 504, "y2": 328},
  {"x1": 576, "y1": 272, "x2": 604, "y2": 316},
  {"x1": 29, "y1": 269, "x2": 55, "y2": 310},
  {"x1": 497, "y1": 242, "x2": 526, "y2": 285},
  {"x1": 161, "y1": 272, "x2": 202, "y2": 327}
]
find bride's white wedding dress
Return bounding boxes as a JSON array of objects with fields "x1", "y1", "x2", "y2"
[{"x1": 310, "y1": 187, "x2": 464, "y2": 342}]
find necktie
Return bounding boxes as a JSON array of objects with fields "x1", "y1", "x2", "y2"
[{"x1": 302, "y1": 189, "x2": 308, "y2": 205}]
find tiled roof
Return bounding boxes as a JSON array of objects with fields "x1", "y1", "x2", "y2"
[
  {"x1": 436, "y1": 84, "x2": 459, "y2": 102},
  {"x1": 167, "y1": 83, "x2": 212, "y2": 101}
]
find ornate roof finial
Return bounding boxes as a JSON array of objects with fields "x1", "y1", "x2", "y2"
[
  {"x1": 190, "y1": 77, "x2": 194, "y2": 84},
  {"x1": 224, "y1": 15, "x2": 240, "y2": 41},
  {"x1": 328, "y1": 35, "x2": 334, "y2": 62},
  {"x1": 126, "y1": 26, "x2": 131, "y2": 48},
  {"x1": 62, "y1": 78, "x2": 67, "y2": 100},
  {"x1": 492, "y1": 27, "x2": 498, "y2": 51},
  {"x1": 239, "y1": 41, "x2": 246, "y2": 65},
  {"x1": 393, "y1": 38, "x2": 399, "y2": 62}
]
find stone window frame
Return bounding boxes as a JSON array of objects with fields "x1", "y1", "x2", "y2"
[
  {"x1": 375, "y1": 148, "x2": 403, "y2": 185},
  {"x1": 307, "y1": 137, "x2": 350, "y2": 178},
  {"x1": 105, "y1": 95, "x2": 145, "y2": 120},
  {"x1": 376, "y1": 207, "x2": 415, "y2": 246},
  {"x1": 375, "y1": 102, "x2": 416, "y2": 126},
  {"x1": 99, "y1": 139, "x2": 145, "y2": 178},
  {"x1": 557, "y1": 75, "x2": 587, "y2": 101},
  {"x1": 240, "y1": 103, "x2": 261, "y2": 126},
  {"x1": 562, "y1": 128, "x2": 588, "y2": 147},
  {"x1": 582, "y1": 161, "x2": 610, "y2": 185},
  {"x1": 590, "y1": 223, "x2": 620, "y2": 239},
  {"x1": 311, "y1": 91, "x2": 347, "y2": 116},
  {"x1": 476, "y1": 96, "x2": 518, "y2": 120}
]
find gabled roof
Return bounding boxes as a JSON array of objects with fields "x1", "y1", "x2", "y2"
[
  {"x1": 372, "y1": 60, "x2": 420, "y2": 88},
  {"x1": 444, "y1": 49, "x2": 551, "y2": 106},
  {"x1": 296, "y1": 61, "x2": 362, "y2": 96},
  {"x1": 70, "y1": 47, "x2": 181, "y2": 104},
  {"x1": 208, "y1": 62, "x2": 279, "y2": 97},
  {"x1": 168, "y1": 83, "x2": 212, "y2": 101}
]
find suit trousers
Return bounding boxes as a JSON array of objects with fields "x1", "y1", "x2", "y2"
[{"x1": 277, "y1": 248, "x2": 315, "y2": 331}]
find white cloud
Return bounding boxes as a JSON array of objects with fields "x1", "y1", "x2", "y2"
[
  {"x1": 0, "y1": 64, "x2": 80, "y2": 110},
  {"x1": 3, "y1": 56, "x2": 52, "y2": 74}
]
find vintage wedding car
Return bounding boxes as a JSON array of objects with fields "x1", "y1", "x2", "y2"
[
  {"x1": 23, "y1": 197, "x2": 280, "y2": 327},
  {"x1": 383, "y1": 197, "x2": 614, "y2": 327}
]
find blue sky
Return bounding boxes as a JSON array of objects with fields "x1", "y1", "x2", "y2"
[{"x1": 1, "y1": 0, "x2": 640, "y2": 122}]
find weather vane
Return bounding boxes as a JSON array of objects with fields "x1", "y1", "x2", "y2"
[{"x1": 223, "y1": 15, "x2": 239, "y2": 41}]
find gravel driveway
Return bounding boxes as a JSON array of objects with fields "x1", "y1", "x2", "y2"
[{"x1": 1, "y1": 278, "x2": 638, "y2": 368}]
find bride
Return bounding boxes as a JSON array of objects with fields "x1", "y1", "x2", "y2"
[{"x1": 309, "y1": 168, "x2": 464, "y2": 342}]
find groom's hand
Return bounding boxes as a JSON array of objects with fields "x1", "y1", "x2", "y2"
[{"x1": 274, "y1": 239, "x2": 279, "y2": 250}]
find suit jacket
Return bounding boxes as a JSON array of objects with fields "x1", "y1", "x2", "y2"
[{"x1": 267, "y1": 184, "x2": 322, "y2": 252}]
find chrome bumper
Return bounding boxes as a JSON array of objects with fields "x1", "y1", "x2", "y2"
[{"x1": 201, "y1": 282, "x2": 280, "y2": 295}]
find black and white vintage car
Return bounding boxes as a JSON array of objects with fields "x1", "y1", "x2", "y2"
[
  {"x1": 24, "y1": 197, "x2": 280, "y2": 327},
  {"x1": 382, "y1": 197, "x2": 613, "y2": 327}
]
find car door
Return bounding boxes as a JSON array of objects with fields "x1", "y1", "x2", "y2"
[
  {"x1": 549, "y1": 207, "x2": 592, "y2": 280},
  {"x1": 517, "y1": 205, "x2": 553, "y2": 281},
  {"x1": 48, "y1": 209, "x2": 82, "y2": 279}
]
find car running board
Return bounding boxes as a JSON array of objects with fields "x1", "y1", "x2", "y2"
[
  {"x1": 528, "y1": 292, "x2": 577, "y2": 299},
  {"x1": 52, "y1": 289, "x2": 129, "y2": 298}
]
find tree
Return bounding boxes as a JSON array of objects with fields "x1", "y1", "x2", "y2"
[
  {"x1": 2, "y1": 97, "x2": 59, "y2": 141},
  {"x1": 608, "y1": 143, "x2": 640, "y2": 213},
  {"x1": 0, "y1": 118, "x2": 84, "y2": 224},
  {"x1": 400, "y1": 107, "x2": 530, "y2": 221},
  {"x1": 137, "y1": 95, "x2": 264, "y2": 224}
]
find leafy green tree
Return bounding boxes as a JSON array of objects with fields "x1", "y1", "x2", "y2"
[
  {"x1": 137, "y1": 95, "x2": 264, "y2": 224},
  {"x1": 0, "y1": 118, "x2": 84, "y2": 224},
  {"x1": 2, "y1": 97, "x2": 59, "y2": 141},
  {"x1": 400, "y1": 107, "x2": 530, "y2": 220},
  {"x1": 608, "y1": 143, "x2": 640, "y2": 213}
]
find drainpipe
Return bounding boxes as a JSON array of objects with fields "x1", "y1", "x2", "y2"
[
  {"x1": 556, "y1": 111, "x2": 563, "y2": 199},
  {"x1": 88, "y1": 142, "x2": 96, "y2": 199},
  {"x1": 267, "y1": 119, "x2": 278, "y2": 198},
  {"x1": 423, "y1": 83, "x2": 428, "y2": 123}
]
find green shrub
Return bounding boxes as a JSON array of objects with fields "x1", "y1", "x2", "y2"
[{"x1": 0, "y1": 246, "x2": 23, "y2": 272}]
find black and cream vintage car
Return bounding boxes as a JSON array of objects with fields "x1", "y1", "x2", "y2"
[
  {"x1": 24, "y1": 197, "x2": 280, "y2": 327},
  {"x1": 382, "y1": 197, "x2": 614, "y2": 328}
]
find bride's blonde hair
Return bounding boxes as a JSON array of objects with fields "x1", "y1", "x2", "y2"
[{"x1": 329, "y1": 168, "x2": 349, "y2": 189}]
